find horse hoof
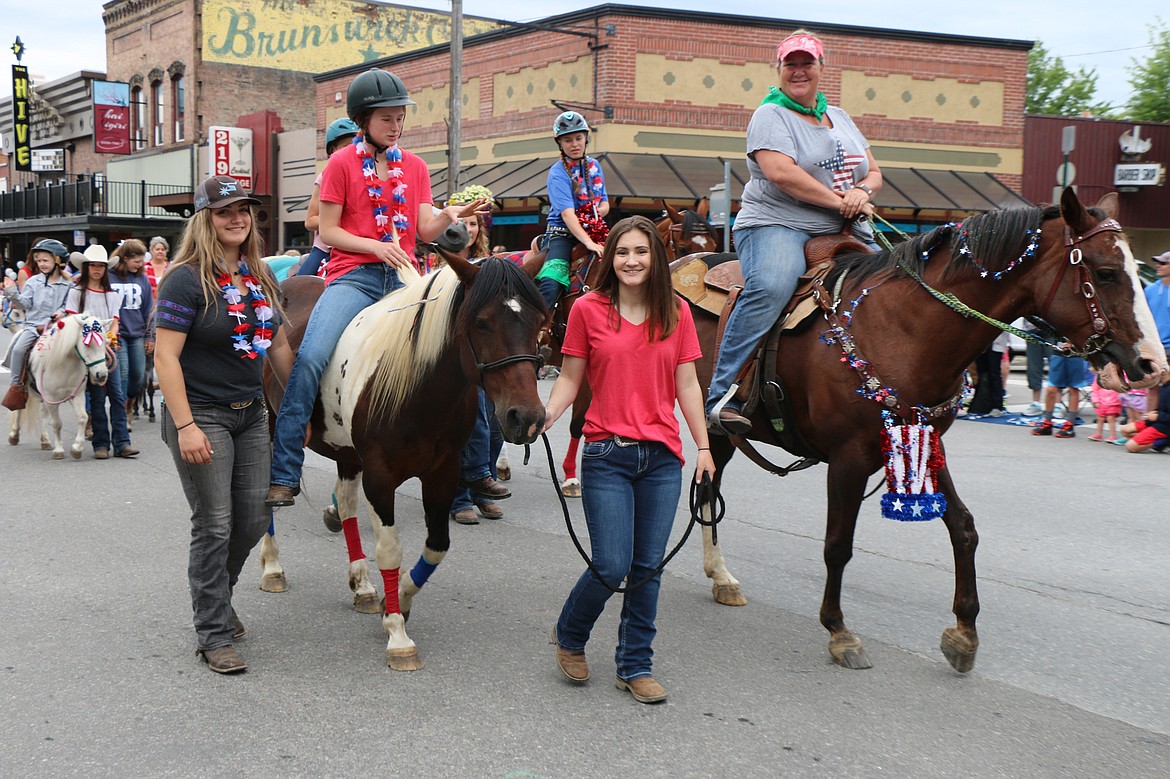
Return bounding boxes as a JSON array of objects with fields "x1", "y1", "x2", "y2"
[
  {"x1": 41, "y1": 441, "x2": 52, "y2": 451},
  {"x1": 70, "y1": 448, "x2": 82, "y2": 460},
  {"x1": 353, "y1": 593, "x2": 382, "y2": 614},
  {"x1": 560, "y1": 478, "x2": 582, "y2": 498},
  {"x1": 51, "y1": 451, "x2": 65, "y2": 460},
  {"x1": 322, "y1": 505, "x2": 342, "y2": 533},
  {"x1": 829, "y1": 634, "x2": 873, "y2": 670},
  {"x1": 386, "y1": 647, "x2": 424, "y2": 671},
  {"x1": 712, "y1": 583, "x2": 747, "y2": 607},
  {"x1": 8, "y1": 433, "x2": 18, "y2": 445},
  {"x1": 497, "y1": 464, "x2": 511, "y2": 481},
  {"x1": 260, "y1": 572, "x2": 288, "y2": 593},
  {"x1": 940, "y1": 627, "x2": 978, "y2": 673}
]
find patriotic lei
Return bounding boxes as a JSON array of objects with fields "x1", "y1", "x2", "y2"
[
  {"x1": 354, "y1": 134, "x2": 410, "y2": 243},
  {"x1": 217, "y1": 260, "x2": 273, "y2": 359},
  {"x1": 567, "y1": 157, "x2": 609, "y2": 245}
]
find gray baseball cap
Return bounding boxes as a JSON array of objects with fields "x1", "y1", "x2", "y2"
[{"x1": 194, "y1": 175, "x2": 261, "y2": 213}]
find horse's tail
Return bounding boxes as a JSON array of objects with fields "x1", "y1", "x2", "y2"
[{"x1": 17, "y1": 392, "x2": 42, "y2": 436}]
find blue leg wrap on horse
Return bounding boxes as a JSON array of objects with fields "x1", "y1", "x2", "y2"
[
  {"x1": 267, "y1": 513, "x2": 276, "y2": 536},
  {"x1": 410, "y1": 556, "x2": 439, "y2": 588}
]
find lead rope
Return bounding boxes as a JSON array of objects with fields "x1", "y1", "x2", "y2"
[{"x1": 531, "y1": 433, "x2": 724, "y2": 594}]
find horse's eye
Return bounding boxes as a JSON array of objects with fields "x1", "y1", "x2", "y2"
[
  {"x1": 1095, "y1": 268, "x2": 1118, "y2": 284},
  {"x1": 474, "y1": 317, "x2": 491, "y2": 332}
]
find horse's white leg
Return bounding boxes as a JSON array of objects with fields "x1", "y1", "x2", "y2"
[
  {"x1": 495, "y1": 447, "x2": 511, "y2": 481},
  {"x1": 398, "y1": 546, "x2": 447, "y2": 621},
  {"x1": 43, "y1": 398, "x2": 66, "y2": 460},
  {"x1": 336, "y1": 473, "x2": 379, "y2": 613},
  {"x1": 258, "y1": 513, "x2": 288, "y2": 592},
  {"x1": 703, "y1": 508, "x2": 747, "y2": 606},
  {"x1": 7, "y1": 408, "x2": 19, "y2": 445},
  {"x1": 371, "y1": 520, "x2": 422, "y2": 671},
  {"x1": 67, "y1": 394, "x2": 86, "y2": 459}
]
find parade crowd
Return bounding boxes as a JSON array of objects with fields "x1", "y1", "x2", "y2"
[{"x1": 3, "y1": 30, "x2": 1167, "y2": 701}]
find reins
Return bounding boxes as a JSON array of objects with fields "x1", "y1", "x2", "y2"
[{"x1": 533, "y1": 432, "x2": 724, "y2": 594}]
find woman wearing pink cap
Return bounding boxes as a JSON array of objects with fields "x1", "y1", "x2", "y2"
[{"x1": 707, "y1": 29, "x2": 883, "y2": 435}]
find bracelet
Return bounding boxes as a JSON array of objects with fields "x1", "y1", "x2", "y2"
[
  {"x1": 697, "y1": 447, "x2": 710, "y2": 451},
  {"x1": 176, "y1": 420, "x2": 196, "y2": 431}
]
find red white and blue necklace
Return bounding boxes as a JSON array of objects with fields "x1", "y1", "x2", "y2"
[
  {"x1": 217, "y1": 259, "x2": 273, "y2": 359},
  {"x1": 354, "y1": 134, "x2": 409, "y2": 243}
]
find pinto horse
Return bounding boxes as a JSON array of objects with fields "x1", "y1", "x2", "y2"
[
  {"x1": 692, "y1": 189, "x2": 1166, "y2": 672},
  {"x1": 263, "y1": 253, "x2": 547, "y2": 670},
  {"x1": 7, "y1": 314, "x2": 111, "y2": 459}
]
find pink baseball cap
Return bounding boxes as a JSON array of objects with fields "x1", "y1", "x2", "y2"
[{"x1": 777, "y1": 33, "x2": 824, "y2": 63}]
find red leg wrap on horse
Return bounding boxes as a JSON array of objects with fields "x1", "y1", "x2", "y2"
[
  {"x1": 381, "y1": 568, "x2": 400, "y2": 614},
  {"x1": 341, "y1": 517, "x2": 364, "y2": 563},
  {"x1": 562, "y1": 436, "x2": 581, "y2": 480}
]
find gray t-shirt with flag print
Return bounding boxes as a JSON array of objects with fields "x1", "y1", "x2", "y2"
[{"x1": 734, "y1": 103, "x2": 874, "y2": 241}]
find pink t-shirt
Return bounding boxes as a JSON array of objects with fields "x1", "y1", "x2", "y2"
[
  {"x1": 561, "y1": 292, "x2": 702, "y2": 463},
  {"x1": 318, "y1": 144, "x2": 433, "y2": 284}
]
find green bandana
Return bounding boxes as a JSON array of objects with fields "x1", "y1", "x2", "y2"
[{"x1": 761, "y1": 86, "x2": 828, "y2": 121}]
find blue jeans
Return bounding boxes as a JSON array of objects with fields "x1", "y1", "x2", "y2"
[
  {"x1": 163, "y1": 401, "x2": 271, "y2": 651},
  {"x1": 117, "y1": 335, "x2": 146, "y2": 402},
  {"x1": 271, "y1": 263, "x2": 404, "y2": 488},
  {"x1": 298, "y1": 246, "x2": 329, "y2": 277},
  {"x1": 556, "y1": 438, "x2": 681, "y2": 681},
  {"x1": 706, "y1": 225, "x2": 811, "y2": 414},
  {"x1": 451, "y1": 388, "x2": 504, "y2": 512},
  {"x1": 88, "y1": 368, "x2": 129, "y2": 453}
]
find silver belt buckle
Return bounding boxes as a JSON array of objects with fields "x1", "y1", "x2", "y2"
[
  {"x1": 229, "y1": 399, "x2": 254, "y2": 410},
  {"x1": 612, "y1": 434, "x2": 638, "y2": 447}
]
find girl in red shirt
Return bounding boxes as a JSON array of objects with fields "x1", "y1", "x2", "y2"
[{"x1": 543, "y1": 215, "x2": 715, "y2": 704}]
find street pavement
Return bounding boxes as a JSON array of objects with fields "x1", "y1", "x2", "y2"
[{"x1": 1, "y1": 349, "x2": 1168, "y2": 777}]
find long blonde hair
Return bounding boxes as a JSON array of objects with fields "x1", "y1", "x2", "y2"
[{"x1": 167, "y1": 207, "x2": 282, "y2": 313}]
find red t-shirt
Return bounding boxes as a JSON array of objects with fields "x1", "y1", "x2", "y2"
[
  {"x1": 561, "y1": 292, "x2": 702, "y2": 464},
  {"x1": 318, "y1": 144, "x2": 433, "y2": 284}
]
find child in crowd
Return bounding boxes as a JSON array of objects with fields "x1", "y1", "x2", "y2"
[
  {"x1": 65, "y1": 245, "x2": 136, "y2": 459},
  {"x1": 1, "y1": 239, "x2": 73, "y2": 411},
  {"x1": 109, "y1": 239, "x2": 155, "y2": 425},
  {"x1": 1031, "y1": 351, "x2": 1090, "y2": 439},
  {"x1": 535, "y1": 110, "x2": 610, "y2": 310},
  {"x1": 1087, "y1": 374, "x2": 1121, "y2": 444},
  {"x1": 298, "y1": 117, "x2": 361, "y2": 278},
  {"x1": 1120, "y1": 378, "x2": 1170, "y2": 453}
]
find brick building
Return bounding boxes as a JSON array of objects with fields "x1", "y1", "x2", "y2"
[{"x1": 313, "y1": 5, "x2": 1033, "y2": 248}]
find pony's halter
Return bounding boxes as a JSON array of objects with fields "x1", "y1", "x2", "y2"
[
  {"x1": 466, "y1": 334, "x2": 544, "y2": 383},
  {"x1": 1038, "y1": 218, "x2": 1123, "y2": 356}
]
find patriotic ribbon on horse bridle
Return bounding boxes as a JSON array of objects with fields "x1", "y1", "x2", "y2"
[{"x1": 81, "y1": 320, "x2": 104, "y2": 346}]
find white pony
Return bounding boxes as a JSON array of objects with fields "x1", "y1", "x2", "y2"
[{"x1": 8, "y1": 314, "x2": 111, "y2": 459}]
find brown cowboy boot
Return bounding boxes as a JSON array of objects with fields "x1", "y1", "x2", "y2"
[{"x1": 2, "y1": 384, "x2": 27, "y2": 411}]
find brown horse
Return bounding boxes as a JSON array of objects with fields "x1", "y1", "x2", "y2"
[
  {"x1": 692, "y1": 189, "x2": 1166, "y2": 672},
  {"x1": 263, "y1": 253, "x2": 548, "y2": 670}
]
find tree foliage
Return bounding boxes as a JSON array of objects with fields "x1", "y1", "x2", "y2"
[
  {"x1": 1026, "y1": 42, "x2": 1107, "y2": 116},
  {"x1": 1124, "y1": 20, "x2": 1170, "y2": 123}
]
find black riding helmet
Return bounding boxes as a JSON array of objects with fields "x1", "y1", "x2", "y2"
[
  {"x1": 30, "y1": 238, "x2": 71, "y2": 273},
  {"x1": 347, "y1": 69, "x2": 415, "y2": 121}
]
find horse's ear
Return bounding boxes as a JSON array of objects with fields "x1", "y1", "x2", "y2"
[
  {"x1": 1092, "y1": 192, "x2": 1119, "y2": 220},
  {"x1": 697, "y1": 198, "x2": 709, "y2": 218},
  {"x1": 1059, "y1": 186, "x2": 1094, "y2": 235},
  {"x1": 438, "y1": 249, "x2": 480, "y2": 284},
  {"x1": 664, "y1": 201, "x2": 682, "y2": 222}
]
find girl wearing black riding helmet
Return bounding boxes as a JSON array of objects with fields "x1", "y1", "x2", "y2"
[
  {"x1": 535, "y1": 110, "x2": 611, "y2": 309},
  {"x1": 1, "y1": 239, "x2": 73, "y2": 412},
  {"x1": 298, "y1": 116, "x2": 361, "y2": 277},
  {"x1": 266, "y1": 68, "x2": 490, "y2": 507}
]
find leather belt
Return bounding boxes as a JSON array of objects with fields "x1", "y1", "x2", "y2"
[
  {"x1": 608, "y1": 434, "x2": 641, "y2": 447},
  {"x1": 229, "y1": 399, "x2": 254, "y2": 410}
]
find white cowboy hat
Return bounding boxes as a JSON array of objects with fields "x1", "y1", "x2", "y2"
[{"x1": 71, "y1": 244, "x2": 111, "y2": 270}]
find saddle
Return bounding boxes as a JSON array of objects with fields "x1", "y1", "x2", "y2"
[{"x1": 670, "y1": 230, "x2": 871, "y2": 440}]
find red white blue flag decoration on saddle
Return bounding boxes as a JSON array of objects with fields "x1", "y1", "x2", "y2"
[{"x1": 879, "y1": 413, "x2": 947, "y2": 521}]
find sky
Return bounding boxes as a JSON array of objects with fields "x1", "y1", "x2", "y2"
[{"x1": 1, "y1": 1, "x2": 1163, "y2": 108}]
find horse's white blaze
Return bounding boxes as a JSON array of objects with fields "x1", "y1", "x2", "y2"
[
  {"x1": 504, "y1": 297, "x2": 522, "y2": 315},
  {"x1": 1119, "y1": 238, "x2": 1169, "y2": 377},
  {"x1": 691, "y1": 234, "x2": 711, "y2": 250}
]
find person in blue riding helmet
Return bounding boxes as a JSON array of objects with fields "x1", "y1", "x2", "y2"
[
  {"x1": 298, "y1": 117, "x2": 362, "y2": 277},
  {"x1": 536, "y1": 111, "x2": 610, "y2": 310}
]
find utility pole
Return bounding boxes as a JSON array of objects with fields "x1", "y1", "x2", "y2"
[{"x1": 446, "y1": 0, "x2": 462, "y2": 203}]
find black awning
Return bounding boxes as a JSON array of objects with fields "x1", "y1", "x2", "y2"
[{"x1": 431, "y1": 153, "x2": 1028, "y2": 212}]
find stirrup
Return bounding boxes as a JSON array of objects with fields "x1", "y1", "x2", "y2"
[{"x1": 707, "y1": 383, "x2": 741, "y2": 435}]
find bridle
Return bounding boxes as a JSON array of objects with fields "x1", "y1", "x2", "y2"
[
  {"x1": 467, "y1": 335, "x2": 544, "y2": 383},
  {"x1": 1037, "y1": 218, "x2": 1123, "y2": 357}
]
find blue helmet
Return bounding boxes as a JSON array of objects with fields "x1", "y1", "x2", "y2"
[
  {"x1": 553, "y1": 111, "x2": 590, "y2": 138},
  {"x1": 326, "y1": 117, "x2": 360, "y2": 146}
]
